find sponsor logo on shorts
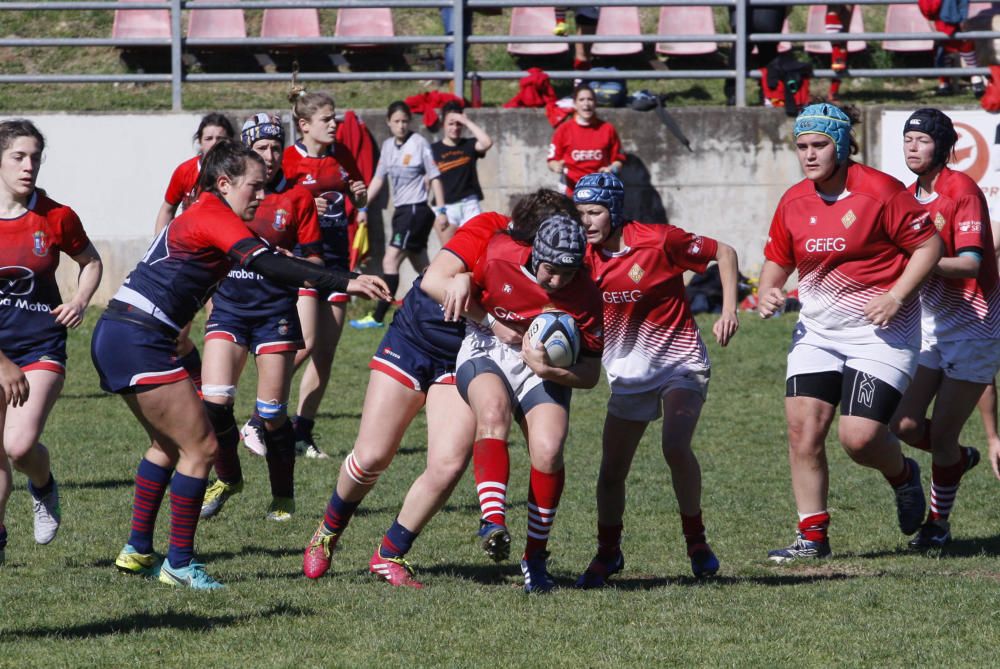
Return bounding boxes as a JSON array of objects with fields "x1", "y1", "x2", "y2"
[
  {"x1": 628, "y1": 263, "x2": 644, "y2": 283},
  {"x1": 382, "y1": 347, "x2": 401, "y2": 359},
  {"x1": 856, "y1": 373, "x2": 876, "y2": 407},
  {"x1": 841, "y1": 210, "x2": 856, "y2": 229},
  {"x1": 277, "y1": 318, "x2": 289, "y2": 336}
]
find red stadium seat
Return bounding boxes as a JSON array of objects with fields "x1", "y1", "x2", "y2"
[
  {"x1": 187, "y1": 0, "x2": 247, "y2": 40},
  {"x1": 508, "y1": 7, "x2": 569, "y2": 56},
  {"x1": 882, "y1": 4, "x2": 935, "y2": 53},
  {"x1": 656, "y1": 6, "x2": 717, "y2": 56},
  {"x1": 261, "y1": 7, "x2": 322, "y2": 40},
  {"x1": 112, "y1": 0, "x2": 171, "y2": 39},
  {"x1": 591, "y1": 7, "x2": 643, "y2": 57},
  {"x1": 335, "y1": 8, "x2": 394, "y2": 49},
  {"x1": 804, "y1": 5, "x2": 866, "y2": 55},
  {"x1": 777, "y1": 16, "x2": 792, "y2": 53}
]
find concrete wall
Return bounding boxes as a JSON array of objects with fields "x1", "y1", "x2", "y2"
[{"x1": 7, "y1": 107, "x2": 885, "y2": 304}]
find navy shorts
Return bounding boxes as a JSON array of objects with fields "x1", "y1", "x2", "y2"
[
  {"x1": 205, "y1": 305, "x2": 303, "y2": 356},
  {"x1": 297, "y1": 224, "x2": 350, "y2": 303},
  {"x1": 390, "y1": 203, "x2": 435, "y2": 253},
  {"x1": 0, "y1": 330, "x2": 67, "y2": 374},
  {"x1": 91, "y1": 305, "x2": 189, "y2": 394},
  {"x1": 369, "y1": 321, "x2": 456, "y2": 392}
]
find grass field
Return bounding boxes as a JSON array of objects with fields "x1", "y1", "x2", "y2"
[{"x1": 2, "y1": 304, "x2": 1000, "y2": 667}]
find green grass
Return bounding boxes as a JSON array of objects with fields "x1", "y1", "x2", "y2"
[
  {"x1": 0, "y1": 5, "x2": 975, "y2": 111},
  {"x1": 2, "y1": 305, "x2": 1000, "y2": 666}
]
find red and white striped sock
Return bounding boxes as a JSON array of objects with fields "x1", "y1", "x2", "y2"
[
  {"x1": 825, "y1": 10, "x2": 844, "y2": 34},
  {"x1": 960, "y1": 49, "x2": 979, "y2": 69},
  {"x1": 524, "y1": 467, "x2": 565, "y2": 558},
  {"x1": 928, "y1": 458, "x2": 966, "y2": 522},
  {"x1": 473, "y1": 438, "x2": 509, "y2": 526}
]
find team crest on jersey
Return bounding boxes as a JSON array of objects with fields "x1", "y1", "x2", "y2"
[
  {"x1": 32, "y1": 231, "x2": 48, "y2": 257},
  {"x1": 687, "y1": 236, "x2": 703, "y2": 255},
  {"x1": 934, "y1": 213, "x2": 946, "y2": 231},
  {"x1": 841, "y1": 210, "x2": 856, "y2": 230},
  {"x1": 628, "y1": 263, "x2": 644, "y2": 283},
  {"x1": 402, "y1": 153, "x2": 412, "y2": 166},
  {"x1": 273, "y1": 209, "x2": 288, "y2": 231},
  {"x1": 277, "y1": 318, "x2": 289, "y2": 336},
  {"x1": 503, "y1": 283, "x2": 512, "y2": 294}
]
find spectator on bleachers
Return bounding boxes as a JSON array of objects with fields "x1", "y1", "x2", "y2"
[
  {"x1": 554, "y1": 7, "x2": 599, "y2": 70},
  {"x1": 726, "y1": 5, "x2": 789, "y2": 105},
  {"x1": 919, "y1": 0, "x2": 986, "y2": 97},
  {"x1": 440, "y1": 0, "x2": 472, "y2": 73}
]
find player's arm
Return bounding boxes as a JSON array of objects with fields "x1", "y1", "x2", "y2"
[
  {"x1": 521, "y1": 336, "x2": 601, "y2": 388},
  {"x1": 757, "y1": 260, "x2": 793, "y2": 318},
  {"x1": 864, "y1": 233, "x2": 943, "y2": 327},
  {"x1": 0, "y1": 349, "x2": 28, "y2": 408},
  {"x1": 935, "y1": 250, "x2": 981, "y2": 278},
  {"x1": 422, "y1": 249, "x2": 471, "y2": 319},
  {"x1": 712, "y1": 241, "x2": 740, "y2": 346},
  {"x1": 154, "y1": 201, "x2": 178, "y2": 234},
  {"x1": 52, "y1": 242, "x2": 103, "y2": 329}
]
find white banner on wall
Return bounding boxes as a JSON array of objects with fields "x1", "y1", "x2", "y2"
[{"x1": 881, "y1": 109, "x2": 1000, "y2": 221}]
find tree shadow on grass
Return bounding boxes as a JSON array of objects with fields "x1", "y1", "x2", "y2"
[
  {"x1": 59, "y1": 477, "x2": 134, "y2": 490},
  {"x1": 2, "y1": 604, "x2": 311, "y2": 640}
]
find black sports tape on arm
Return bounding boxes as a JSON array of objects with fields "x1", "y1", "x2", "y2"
[{"x1": 246, "y1": 251, "x2": 358, "y2": 294}]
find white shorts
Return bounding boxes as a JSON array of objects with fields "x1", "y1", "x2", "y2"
[
  {"x1": 607, "y1": 368, "x2": 710, "y2": 422},
  {"x1": 919, "y1": 337, "x2": 1000, "y2": 384},
  {"x1": 444, "y1": 196, "x2": 482, "y2": 228},
  {"x1": 786, "y1": 321, "x2": 918, "y2": 393}
]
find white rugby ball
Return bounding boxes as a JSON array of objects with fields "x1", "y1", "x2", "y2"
[{"x1": 527, "y1": 311, "x2": 581, "y2": 368}]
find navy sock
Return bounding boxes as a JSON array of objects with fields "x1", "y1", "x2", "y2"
[
  {"x1": 28, "y1": 472, "x2": 55, "y2": 500},
  {"x1": 379, "y1": 518, "x2": 418, "y2": 558},
  {"x1": 265, "y1": 421, "x2": 296, "y2": 499},
  {"x1": 0, "y1": 525, "x2": 7, "y2": 550},
  {"x1": 322, "y1": 490, "x2": 360, "y2": 535},
  {"x1": 166, "y1": 472, "x2": 208, "y2": 569},
  {"x1": 293, "y1": 416, "x2": 315, "y2": 441},
  {"x1": 129, "y1": 458, "x2": 173, "y2": 554}
]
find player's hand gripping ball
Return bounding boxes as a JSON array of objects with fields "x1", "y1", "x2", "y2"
[{"x1": 527, "y1": 311, "x2": 581, "y2": 368}]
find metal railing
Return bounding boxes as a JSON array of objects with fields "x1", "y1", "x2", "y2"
[{"x1": 1, "y1": 0, "x2": 999, "y2": 109}]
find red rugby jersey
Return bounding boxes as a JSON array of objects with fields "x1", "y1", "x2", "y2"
[
  {"x1": 0, "y1": 190, "x2": 91, "y2": 343},
  {"x1": 547, "y1": 118, "x2": 625, "y2": 194},
  {"x1": 472, "y1": 233, "x2": 603, "y2": 355},
  {"x1": 163, "y1": 155, "x2": 201, "y2": 210},
  {"x1": 443, "y1": 211, "x2": 509, "y2": 269},
  {"x1": 765, "y1": 161, "x2": 936, "y2": 346},
  {"x1": 909, "y1": 167, "x2": 1000, "y2": 341},
  {"x1": 587, "y1": 221, "x2": 716, "y2": 392}
]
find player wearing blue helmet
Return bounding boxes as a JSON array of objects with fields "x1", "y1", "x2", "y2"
[
  {"x1": 573, "y1": 172, "x2": 740, "y2": 586},
  {"x1": 758, "y1": 103, "x2": 943, "y2": 563}
]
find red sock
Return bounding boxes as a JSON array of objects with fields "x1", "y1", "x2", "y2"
[
  {"x1": 681, "y1": 511, "x2": 707, "y2": 555},
  {"x1": 523, "y1": 467, "x2": 564, "y2": 558},
  {"x1": 829, "y1": 78, "x2": 842, "y2": 97},
  {"x1": 596, "y1": 523, "x2": 623, "y2": 561},
  {"x1": 798, "y1": 512, "x2": 830, "y2": 542},
  {"x1": 825, "y1": 10, "x2": 844, "y2": 33},
  {"x1": 473, "y1": 438, "x2": 509, "y2": 526}
]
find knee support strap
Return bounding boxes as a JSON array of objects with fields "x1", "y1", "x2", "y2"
[
  {"x1": 344, "y1": 451, "x2": 384, "y2": 486},
  {"x1": 204, "y1": 400, "x2": 237, "y2": 436},
  {"x1": 201, "y1": 384, "x2": 236, "y2": 400},
  {"x1": 256, "y1": 397, "x2": 288, "y2": 421}
]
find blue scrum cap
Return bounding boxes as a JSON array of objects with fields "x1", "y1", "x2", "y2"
[
  {"x1": 574, "y1": 172, "x2": 626, "y2": 232},
  {"x1": 794, "y1": 103, "x2": 852, "y2": 163}
]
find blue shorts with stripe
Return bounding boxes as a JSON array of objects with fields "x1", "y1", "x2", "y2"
[
  {"x1": 91, "y1": 302, "x2": 189, "y2": 393},
  {"x1": 1, "y1": 329, "x2": 66, "y2": 374},
  {"x1": 370, "y1": 320, "x2": 457, "y2": 392},
  {"x1": 205, "y1": 303, "x2": 303, "y2": 355}
]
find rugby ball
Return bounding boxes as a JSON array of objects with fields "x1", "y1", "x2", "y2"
[{"x1": 527, "y1": 311, "x2": 581, "y2": 369}]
